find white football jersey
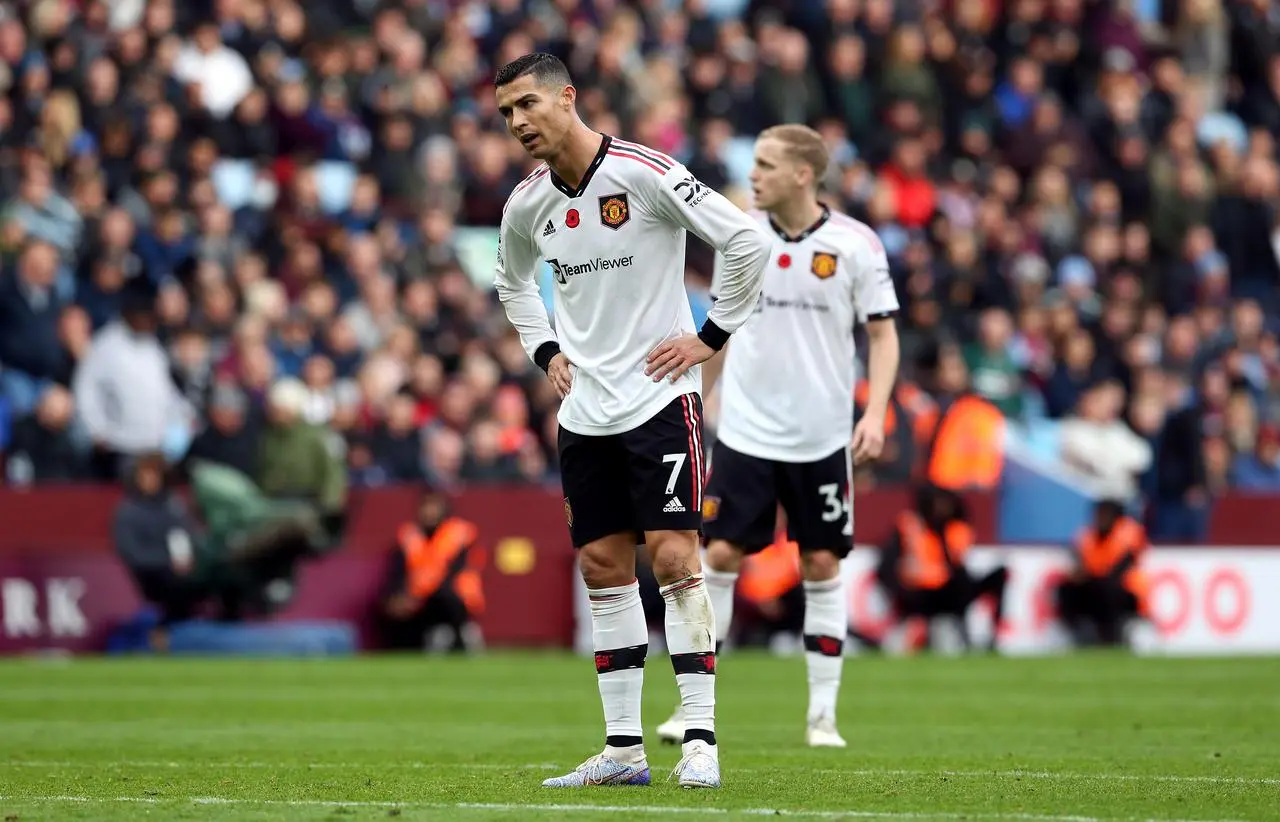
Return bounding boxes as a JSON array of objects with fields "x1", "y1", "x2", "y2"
[
  {"x1": 495, "y1": 135, "x2": 771, "y2": 437},
  {"x1": 713, "y1": 207, "x2": 899, "y2": 462}
]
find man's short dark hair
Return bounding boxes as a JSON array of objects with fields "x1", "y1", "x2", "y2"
[{"x1": 494, "y1": 53, "x2": 572, "y2": 90}]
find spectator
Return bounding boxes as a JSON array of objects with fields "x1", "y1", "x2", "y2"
[
  {"x1": 172, "y1": 20, "x2": 253, "y2": 120},
  {"x1": 965, "y1": 308, "x2": 1024, "y2": 418},
  {"x1": 1231, "y1": 423, "x2": 1280, "y2": 491},
  {"x1": 72, "y1": 276, "x2": 192, "y2": 479},
  {"x1": 1044, "y1": 329, "x2": 1103, "y2": 419},
  {"x1": 1059, "y1": 380, "x2": 1153, "y2": 502},
  {"x1": 257, "y1": 378, "x2": 348, "y2": 550},
  {"x1": 368, "y1": 389, "x2": 426, "y2": 482},
  {"x1": 4, "y1": 384, "x2": 87, "y2": 484},
  {"x1": 2, "y1": 164, "x2": 82, "y2": 262},
  {"x1": 1056, "y1": 499, "x2": 1150, "y2": 648},
  {"x1": 876, "y1": 483, "x2": 1009, "y2": 654},
  {"x1": 0, "y1": 241, "x2": 66, "y2": 416},
  {"x1": 1151, "y1": 372, "x2": 1212, "y2": 540},
  {"x1": 186, "y1": 384, "x2": 260, "y2": 478},
  {"x1": 114, "y1": 453, "x2": 216, "y2": 626},
  {"x1": 377, "y1": 488, "x2": 485, "y2": 653}
]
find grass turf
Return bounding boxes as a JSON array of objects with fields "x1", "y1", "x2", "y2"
[{"x1": 0, "y1": 652, "x2": 1276, "y2": 821}]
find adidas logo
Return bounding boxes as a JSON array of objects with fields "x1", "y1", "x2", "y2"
[
  {"x1": 663, "y1": 496, "x2": 686, "y2": 513},
  {"x1": 543, "y1": 220, "x2": 556, "y2": 237}
]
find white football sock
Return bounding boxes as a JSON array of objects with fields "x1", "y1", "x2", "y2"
[
  {"x1": 588, "y1": 580, "x2": 647, "y2": 758},
  {"x1": 802, "y1": 576, "x2": 847, "y2": 724},
  {"x1": 661, "y1": 575, "x2": 717, "y2": 744},
  {"x1": 703, "y1": 567, "x2": 738, "y2": 648}
]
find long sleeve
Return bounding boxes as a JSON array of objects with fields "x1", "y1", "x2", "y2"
[
  {"x1": 1113, "y1": 426, "x2": 1153, "y2": 476},
  {"x1": 649, "y1": 165, "x2": 770, "y2": 346},
  {"x1": 72, "y1": 341, "x2": 109, "y2": 441},
  {"x1": 317, "y1": 431, "x2": 349, "y2": 513},
  {"x1": 493, "y1": 209, "x2": 558, "y2": 368}
]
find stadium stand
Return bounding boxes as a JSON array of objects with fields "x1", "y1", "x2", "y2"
[{"x1": 0, "y1": 0, "x2": 1277, "y2": 552}]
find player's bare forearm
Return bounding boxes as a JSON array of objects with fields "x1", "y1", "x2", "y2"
[
  {"x1": 852, "y1": 317, "x2": 899, "y2": 464},
  {"x1": 863, "y1": 318, "x2": 899, "y2": 422}
]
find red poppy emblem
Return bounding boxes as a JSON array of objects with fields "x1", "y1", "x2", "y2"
[
  {"x1": 778, "y1": 253, "x2": 792, "y2": 269},
  {"x1": 566, "y1": 209, "x2": 580, "y2": 228}
]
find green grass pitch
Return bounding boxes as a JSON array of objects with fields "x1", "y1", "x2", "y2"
[{"x1": 0, "y1": 652, "x2": 1277, "y2": 821}]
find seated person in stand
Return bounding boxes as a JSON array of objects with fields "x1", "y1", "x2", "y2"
[
  {"x1": 378, "y1": 489, "x2": 486, "y2": 653},
  {"x1": 877, "y1": 483, "x2": 1008, "y2": 652},
  {"x1": 1056, "y1": 498, "x2": 1149, "y2": 647}
]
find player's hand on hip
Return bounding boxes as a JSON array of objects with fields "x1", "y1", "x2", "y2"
[
  {"x1": 851, "y1": 414, "x2": 886, "y2": 465},
  {"x1": 646, "y1": 334, "x2": 713, "y2": 383},
  {"x1": 547, "y1": 352, "x2": 573, "y2": 398}
]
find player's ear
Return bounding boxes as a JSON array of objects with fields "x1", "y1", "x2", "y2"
[
  {"x1": 560, "y1": 84, "x2": 577, "y2": 111},
  {"x1": 795, "y1": 163, "x2": 812, "y2": 189}
]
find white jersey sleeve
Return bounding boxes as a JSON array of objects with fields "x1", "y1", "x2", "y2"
[
  {"x1": 847, "y1": 231, "x2": 899, "y2": 322},
  {"x1": 494, "y1": 188, "x2": 558, "y2": 366},
  {"x1": 646, "y1": 166, "x2": 770, "y2": 342}
]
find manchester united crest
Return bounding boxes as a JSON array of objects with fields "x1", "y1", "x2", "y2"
[
  {"x1": 702, "y1": 496, "x2": 721, "y2": 521},
  {"x1": 811, "y1": 252, "x2": 838, "y2": 279},
  {"x1": 598, "y1": 193, "x2": 630, "y2": 230},
  {"x1": 564, "y1": 497, "x2": 574, "y2": 528}
]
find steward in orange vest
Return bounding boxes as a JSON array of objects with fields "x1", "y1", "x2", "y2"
[
  {"x1": 379, "y1": 490, "x2": 486, "y2": 653},
  {"x1": 735, "y1": 535, "x2": 806, "y2": 644},
  {"x1": 924, "y1": 393, "x2": 1006, "y2": 491},
  {"x1": 1055, "y1": 500, "x2": 1148, "y2": 647},
  {"x1": 876, "y1": 483, "x2": 1008, "y2": 652},
  {"x1": 855, "y1": 379, "x2": 938, "y2": 485}
]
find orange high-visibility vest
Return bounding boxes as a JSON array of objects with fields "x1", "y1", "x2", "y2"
[
  {"x1": 896, "y1": 511, "x2": 974, "y2": 590},
  {"x1": 397, "y1": 518, "x2": 485, "y2": 615},
  {"x1": 739, "y1": 537, "x2": 802, "y2": 604},
  {"x1": 927, "y1": 395, "x2": 1006, "y2": 490},
  {"x1": 856, "y1": 380, "x2": 939, "y2": 445},
  {"x1": 1076, "y1": 516, "x2": 1148, "y2": 611}
]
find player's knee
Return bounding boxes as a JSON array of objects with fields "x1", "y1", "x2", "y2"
[
  {"x1": 704, "y1": 539, "x2": 743, "y2": 574},
  {"x1": 646, "y1": 530, "x2": 701, "y2": 586},
  {"x1": 801, "y1": 549, "x2": 842, "y2": 582}
]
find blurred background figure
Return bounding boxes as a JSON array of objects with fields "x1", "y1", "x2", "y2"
[
  {"x1": 1056, "y1": 499, "x2": 1151, "y2": 648},
  {"x1": 257, "y1": 378, "x2": 349, "y2": 552},
  {"x1": 733, "y1": 535, "x2": 806, "y2": 654},
  {"x1": 1230, "y1": 423, "x2": 1280, "y2": 491},
  {"x1": 185, "y1": 383, "x2": 261, "y2": 478},
  {"x1": 73, "y1": 276, "x2": 192, "y2": 480},
  {"x1": 3, "y1": 384, "x2": 86, "y2": 484},
  {"x1": 877, "y1": 484, "x2": 1008, "y2": 654},
  {"x1": 378, "y1": 489, "x2": 485, "y2": 653},
  {"x1": 1059, "y1": 380, "x2": 1153, "y2": 499},
  {"x1": 114, "y1": 453, "x2": 223, "y2": 625}
]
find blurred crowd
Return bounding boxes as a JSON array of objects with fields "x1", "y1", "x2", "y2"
[{"x1": 0, "y1": 0, "x2": 1277, "y2": 530}]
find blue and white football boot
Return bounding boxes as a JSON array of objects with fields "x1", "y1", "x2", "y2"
[
  {"x1": 541, "y1": 751, "x2": 651, "y2": 787},
  {"x1": 670, "y1": 740, "x2": 720, "y2": 789}
]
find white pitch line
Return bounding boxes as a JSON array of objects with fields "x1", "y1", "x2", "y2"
[
  {"x1": 0, "y1": 795, "x2": 1255, "y2": 822},
  {"x1": 5, "y1": 760, "x2": 1278, "y2": 786},
  {"x1": 815, "y1": 768, "x2": 1280, "y2": 787},
  {"x1": 2, "y1": 759, "x2": 559, "y2": 771}
]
